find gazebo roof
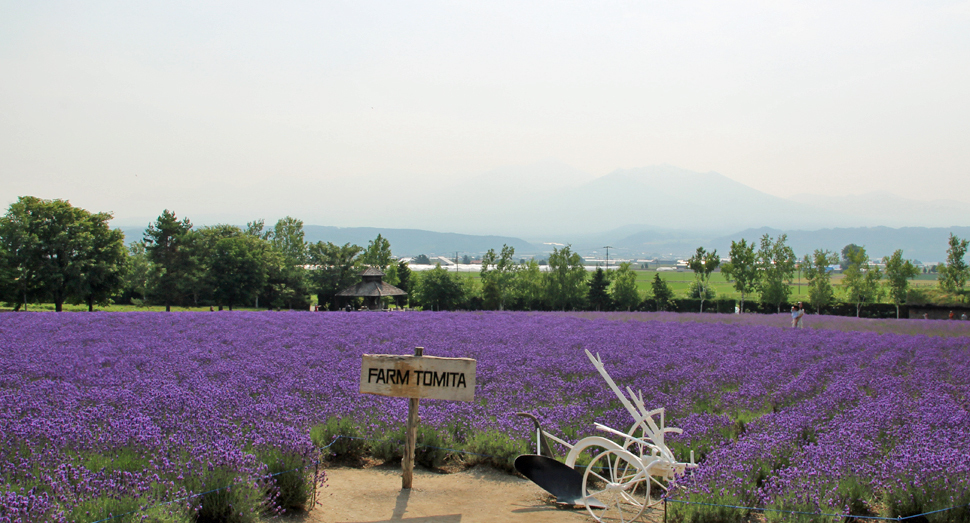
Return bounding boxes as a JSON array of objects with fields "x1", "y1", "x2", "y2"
[
  {"x1": 336, "y1": 280, "x2": 407, "y2": 297},
  {"x1": 336, "y1": 266, "x2": 407, "y2": 297}
]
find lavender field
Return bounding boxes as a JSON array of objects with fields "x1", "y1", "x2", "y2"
[{"x1": 1, "y1": 312, "x2": 969, "y2": 523}]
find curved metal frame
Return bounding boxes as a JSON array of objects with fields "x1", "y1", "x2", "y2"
[
  {"x1": 582, "y1": 449, "x2": 650, "y2": 523},
  {"x1": 521, "y1": 350, "x2": 698, "y2": 522}
]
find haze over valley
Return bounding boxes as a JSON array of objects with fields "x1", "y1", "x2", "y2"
[{"x1": 115, "y1": 162, "x2": 970, "y2": 263}]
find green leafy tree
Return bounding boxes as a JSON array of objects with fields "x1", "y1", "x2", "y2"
[
  {"x1": 271, "y1": 216, "x2": 307, "y2": 265},
  {"x1": 0, "y1": 198, "x2": 48, "y2": 310},
  {"x1": 70, "y1": 216, "x2": 127, "y2": 311},
  {"x1": 937, "y1": 233, "x2": 969, "y2": 294},
  {"x1": 651, "y1": 273, "x2": 674, "y2": 311},
  {"x1": 260, "y1": 248, "x2": 311, "y2": 310},
  {"x1": 756, "y1": 234, "x2": 797, "y2": 313},
  {"x1": 0, "y1": 239, "x2": 16, "y2": 307},
  {"x1": 510, "y1": 259, "x2": 545, "y2": 310},
  {"x1": 394, "y1": 259, "x2": 412, "y2": 307},
  {"x1": 480, "y1": 246, "x2": 503, "y2": 309},
  {"x1": 383, "y1": 263, "x2": 399, "y2": 287},
  {"x1": 144, "y1": 210, "x2": 196, "y2": 311},
  {"x1": 265, "y1": 217, "x2": 310, "y2": 309},
  {"x1": 307, "y1": 242, "x2": 362, "y2": 310},
  {"x1": 186, "y1": 224, "x2": 241, "y2": 306},
  {"x1": 31, "y1": 199, "x2": 91, "y2": 312},
  {"x1": 245, "y1": 219, "x2": 271, "y2": 240},
  {"x1": 481, "y1": 244, "x2": 517, "y2": 310},
  {"x1": 588, "y1": 267, "x2": 612, "y2": 311},
  {"x1": 883, "y1": 249, "x2": 920, "y2": 319},
  {"x1": 687, "y1": 246, "x2": 720, "y2": 312},
  {"x1": 121, "y1": 241, "x2": 152, "y2": 305},
  {"x1": 802, "y1": 249, "x2": 838, "y2": 314},
  {"x1": 360, "y1": 234, "x2": 393, "y2": 271},
  {"x1": 611, "y1": 262, "x2": 640, "y2": 311},
  {"x1": 416, "y1": 264, "x2": 466, "y2": 311},
  {"x1": 840, "y1": 244, "x2": 863, "y2": 271},
  {"x1": 412, "y1": 254, "x2": 431, "y2": 265},
  {"x1": 545, "y1": 245, "x2": 587, "y2": 311},
  {"x1": 210, "y1": 235, "x2": 268, "y2": 310},
  {"x1": 721, "y1": 239, "x2": 757, "y2": 313},
  {"x1": 0, "y1": 197, "x2": 127, "y2": 312},
  {"x1": 841, "y1": 245, "x2": 882, "y2": 317}
]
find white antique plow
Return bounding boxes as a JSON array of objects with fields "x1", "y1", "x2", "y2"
[{"x1": 514, "y1": 349, "x2": 697, "y2": 523}]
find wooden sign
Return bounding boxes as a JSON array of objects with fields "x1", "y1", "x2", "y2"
[
  {"x1": 359, "y1": 354, "x2": 476, "y2": 402},
  {"x1": 359, "y1": 348, "x2": 477, "y2": 489}
]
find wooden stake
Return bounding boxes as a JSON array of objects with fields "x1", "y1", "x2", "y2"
[{"x1": 402, "y1": 346, "x2": 423, "y2": 489}]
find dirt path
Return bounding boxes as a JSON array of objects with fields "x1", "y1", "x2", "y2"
[{"x1": 292, "y1": 464, "x2": 660, "y2": 523}]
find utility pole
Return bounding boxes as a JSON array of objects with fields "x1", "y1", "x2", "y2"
[
  {"x1": 455, "y1": 251, "x2": 460, "y2": 272},
  {"x1": 603, "y1": 246, "x2": 613, "y2": 272}
]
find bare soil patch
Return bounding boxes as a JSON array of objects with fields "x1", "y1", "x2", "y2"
[{"x1": 286, "y1": 463, "x2": 665, "y2": 523}]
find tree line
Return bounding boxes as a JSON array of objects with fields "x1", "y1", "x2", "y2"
[
  {"x1": 0, "y1": 197, "x2": 642, "y2": 312},
  {"x1": 2, "y1": 196, "x2": 967, "y2": 316},
  {"x1": 716, "y1": 233, "x2": 969, "y2": 318},
  {"x1": 0, "y1": 198, "x2": 405, "y2": 311}
]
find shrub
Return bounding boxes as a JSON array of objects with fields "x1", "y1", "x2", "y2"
[
  {"x1": 668, "y1": 494, "x2": 749, "y2": 523},
  {"x1": 369, "y1": 426, "x2": 406, "y2": 464},
  {"x1": 881, "y1": 479, "x2": 970, "y2": 523},
  {"x1": 68, "y1": 496, "x2": 142, "y2": 523},
  {"x1": 70, "y1": 497, "x2": 192, "y2": 523},
  {"x1": 460, "y1": 430, "x2": 529, "y2": 472},
  {"x1": 310, "y1": 417, "x2": 367, "y2": 461},
  {"x1": 415, "y1": 426, "x2": 455, "y2": 469},
  {"x1": 368, "y1": 425, "x2": 455, "y2": 469},
  {"x1": 258, "y1": 449, "x2": 315, "y2": 513},
  {"x1": 686, "y1": 281, "x2": 717, "y2": 300},
  {"x1": 185, "y1": 466, "x2": 262, "y2": 523}
]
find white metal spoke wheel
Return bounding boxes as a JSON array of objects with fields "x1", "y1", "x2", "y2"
[
  {"x1": 647, "y1": 472, "x2": 670, "y2": 506},
  {"x1": 582, "y1": 450, "x2": 649, "y2": 523}
]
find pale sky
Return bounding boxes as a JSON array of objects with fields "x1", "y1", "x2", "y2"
[{"x1": 2, "y1": 1, "x2": 969, "y2": 227}]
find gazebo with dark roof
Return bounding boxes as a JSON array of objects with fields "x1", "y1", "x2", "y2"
[{"x1": 336, "y1": 267, "x2": 407, "y2": 310}]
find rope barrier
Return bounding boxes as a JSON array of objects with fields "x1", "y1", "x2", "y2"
[
  {"x1": 88, "y1": 437, "x2": 343, "y2": 523},
  {"x1": 329, "y1": 434, "x2": 504, "y2": 459},
  {"x1": 71, "y1": 434, "x2": 970, "y2": 522},
  {"x1": 661, "y1": 496, "x2": 970, "y2": 521}
]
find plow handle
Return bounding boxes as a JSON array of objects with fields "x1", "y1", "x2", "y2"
[{"x1": 515, "y1": 412, "x2": 557, "y2": 458}]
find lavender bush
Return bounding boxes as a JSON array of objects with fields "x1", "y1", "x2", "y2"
[{"x1": 1, "y1": 311, "x2": 968, "y2": 522}]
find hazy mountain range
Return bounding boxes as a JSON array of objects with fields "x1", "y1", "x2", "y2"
[
  {"x1": 118, "y1": 162, "x2": 970, "y2": 262},
  {"x1": 398, "y1": 162, "x2": 970, "y2": 238}
]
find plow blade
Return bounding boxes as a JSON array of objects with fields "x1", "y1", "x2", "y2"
[{"x1": 514, "y1": 454, "x2": 605, "y2": 508}]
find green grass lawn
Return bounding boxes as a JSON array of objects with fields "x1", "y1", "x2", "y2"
[{"x1": 636, "y1": 269, "x2": 941, "y2": 301}]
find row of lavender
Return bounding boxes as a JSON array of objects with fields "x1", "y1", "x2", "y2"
[{"x1": 1, "y1": 312, "x2": 968, "y2": 522}]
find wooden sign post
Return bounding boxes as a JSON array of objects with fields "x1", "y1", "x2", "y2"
[
  {"x1": 359, "y1": 347, "x2": 476, "y2": 489},
  {"x1": 402, "y1": 347, "x2": 422, "y2": 490}
]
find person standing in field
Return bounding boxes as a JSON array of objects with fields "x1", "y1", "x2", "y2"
[
  {"x1": 797, "y1": 302, "x2": 806, "y2": 328},
  {"x1": 791, "y1": 304, "x2": 800, "y2": 328}
]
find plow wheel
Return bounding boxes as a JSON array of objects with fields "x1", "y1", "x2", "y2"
[{"x1": 582, "y1": 449, "x2": 649, "y2": 523}]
